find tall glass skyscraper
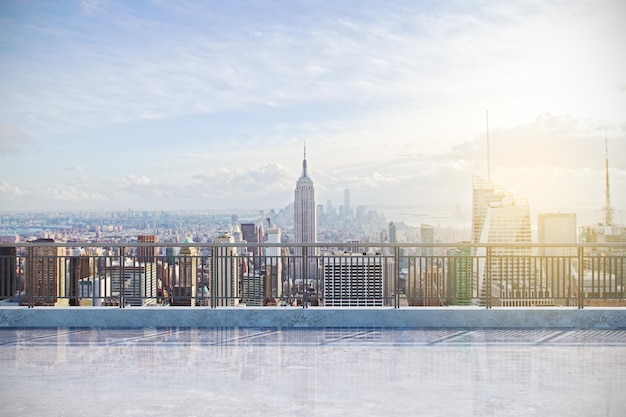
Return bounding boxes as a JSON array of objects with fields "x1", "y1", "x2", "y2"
[
  {"x1": 472, "y1": 176, "x2": 533, "y2": 305},
  {"x1": 294, "y1": 145, "x2": 317, "y2": 281}
]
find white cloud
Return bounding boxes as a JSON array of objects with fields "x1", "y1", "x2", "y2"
[
  {"x1": 43, "y1": 186, "x2": 105, "y2": 202},
  {"x1": 4, "y1": 0, "x2": 622, "y2": 138},
  {"x1": 0, "y1": 181, "x2": 27, "y2": 199}
]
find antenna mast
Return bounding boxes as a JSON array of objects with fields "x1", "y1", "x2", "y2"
[
  {"x1": 604, "y1": 131, "x2": 613, "y2": 226},
  {"x1": 486, "y1": 110, "x2": 491, "y2": 182}
]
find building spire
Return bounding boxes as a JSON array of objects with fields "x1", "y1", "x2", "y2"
[
  {"x1": 486, "y1": 110, "x2": 491, "y2": 182},
  {"x1": 301, "y1": 141, "x2": 309, "y2": 178}
]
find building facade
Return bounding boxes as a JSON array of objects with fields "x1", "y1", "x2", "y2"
[
  {"x1": 0, "y1": 246, "x2": 17, "y2": 299},
  {"x1": 24, "y1": 239, "x2": 67, "y2": 306},
  {"x1": 173, "y1": 241, "x2": 198, "y2": 306},
  {"x1": 294, "y1": 145, "x2": 317, "y2": 282},
  {"x1": 323, "y1": 252, "x2": 384, "y2": 307},
  {"x1": 212, "y1": 233, "x2": 240, "y2": 306}
]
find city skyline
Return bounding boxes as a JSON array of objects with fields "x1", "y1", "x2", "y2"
[{"x1": 1, "y1": 0, "x2": 625, "y2": 216}]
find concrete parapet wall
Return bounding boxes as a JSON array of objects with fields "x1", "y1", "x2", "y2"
[{"x1": 1, "y1": 307, "x2": 625, "y2": 329}]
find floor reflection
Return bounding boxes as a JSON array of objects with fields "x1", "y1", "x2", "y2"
[{"x1": 1, "y1": 328, "x2": 624, "y2": 417}]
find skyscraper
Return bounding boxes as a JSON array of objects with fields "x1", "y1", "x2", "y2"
[
  {"x1": 173, "y1": 239, "x2": 197, "y2": 306},
  {"x1": 107, "y1": 262, "x2": 158, "y2": 306},
  {"x1": 265, "y1": 227, "x2": 283, "y2": 300},
  {"x1": 323, "y1": 252, "x2": 384, "y2": 307},
  {"x1": 389, "y1": 222, "x2": 397, "y2": 243},
  {"x1": 537, "y1": 213, "x2": 577, "y2": 305},
  {"x1": 472, "y1": 178, "x2": 534, "y2": 305},
  {"x1": 212, "y1": 233, "x2": 240, "y2": 306},
  {"x1": 240, "y1": 222, "x2": 262, "y2": 269},
  {"x1": 538, "y1": 213, "x2": 577, "y2": 255},
  {"x1": 343, "y1": 188, "x2": 351, "y2": 219},
  {"x1": 294, "y1": 144, "x2": 317, "y2": 281},
  {"x1": 137, "y1": 234, "x2": 157, "y2": 263},
  {"x1": 24, "y1": 238, "x2": 67, "y2": 306},
  {"x1": 472, "y1": 176, "x2": 513, "y2": 245},
  {"x1": 420, "y1": 224, "x2": 434, "y2": 257},
  {"x1": 68, "y1": 249, "x2": 93, "y2": 306},
  {"x1": 0, "y1": 246, "x2": 17, "y2": 299}
]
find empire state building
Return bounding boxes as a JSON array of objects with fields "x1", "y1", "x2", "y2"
[{"x1": 294, "y1": 145, "x2": 317, "y2": 281}]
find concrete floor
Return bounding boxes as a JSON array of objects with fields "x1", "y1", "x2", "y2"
[{"x1": 1, "y1": 328, "x2": 625, "y2": 417}]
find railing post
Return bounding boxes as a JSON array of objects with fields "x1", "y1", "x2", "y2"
[
  {"x1": 302, "y1": 244, "x2": 308, "y2": 309},
  {"x1": 119, "y1": 246, "x2": 125, "y2": 308},
  {"x1": 394, "y1": 245, "x2": 400, "y2": 308},
  {"x1": 486, "y1": 246, "x2": 492, "y2": 309},
  {"x1": 578, "y1": 245, "x2": 584, "y2": 309},
  {"x1": 27, "y1": 246, "x2": 34, "y2": 308},
  {"x1": 211, "y1": 245, "x2": 216, "y2": 308}
]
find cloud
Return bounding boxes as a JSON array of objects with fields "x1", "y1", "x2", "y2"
[
  {"x1": 0, "y1": 181, "x2": 27, "y2": 199},
  {"x1": 123, "y1": 174, "x2": 153, "y2": 186},
  {"x1": 0, "y1": 123, "x2": 30, "y2": 153},
  {"x1": 192, "y1": 164, "x2": 293, "y2": 200},
  {"x1": 43, "y1": 186, "x2": 105, "y2": 202},
  {"x1": 6, "y1": 0, "x2": 622, "y2": 138},
  {"x1": 442, "y1": 114, "x2": 626, "y2": 172}
]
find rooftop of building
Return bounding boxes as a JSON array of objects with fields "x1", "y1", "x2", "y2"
[{"x1": 1, "y1": 326, "x2": 624, "y2": 417}]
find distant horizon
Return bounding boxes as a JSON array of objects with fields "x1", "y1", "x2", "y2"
[{"x1": 1, "y1": 202, "x2": 623, "y2": 230}]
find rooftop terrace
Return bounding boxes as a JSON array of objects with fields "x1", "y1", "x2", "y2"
[
  {"x1": 1, "y1": 242, "x2": 624, "y2": 416},
  {"x1": 1, "y1": 327, "x2": 625, "y2": 417}
]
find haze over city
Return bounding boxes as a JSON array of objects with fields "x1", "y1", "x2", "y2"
[{"x1": 1, "y1": 0, "x2": 625, "y2": 221}]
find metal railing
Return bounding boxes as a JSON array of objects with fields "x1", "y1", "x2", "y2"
[{"x1": 0, "y1": 242, "x2": 624, "y2": 308}]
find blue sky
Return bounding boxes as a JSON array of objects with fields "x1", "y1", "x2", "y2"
[{"x1": 1, "y1": 0, "x2": 625, "y2": 222}]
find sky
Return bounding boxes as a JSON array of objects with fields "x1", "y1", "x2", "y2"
[{"x1": 1, "y1": 0, "x2": 625, "y2": 224}]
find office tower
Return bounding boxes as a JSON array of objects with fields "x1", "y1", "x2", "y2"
[
  {"x1": 405, "y1": 257, "x2": 445, "y2": 306},
  {"x1": 173, "y1": 240, "x2": 197, "y2": 306},
  {"x1": 383, "y1": 257, "x2": 396, "y2": 306},
  {"x1": 294, "y1": 144, "x2": 317, "y2": 281},
  {"x1": 472, "y1": 176, "x2": 538, "y2": 304},
  {"x1": 537, "y1": 213, "x2": 577, "y2": 305},
  {"x1": 447, "y1": 246, "x2": 472, "y2": 306},
  {"x1": 232, "y1": 222, "x2": 242, "y2": 243},
  {"x1": 240, "y1": 222, "x2": 261, "y2": 266},
  {"x1": 472, "y1": 176, "x2": 514, "y2": 244},
  {"x1": 24, "y1": 238, "x2": 67, "y2": 306},
  {"x1": 165, "y1": 247, "x2": 180, "y2": 266},
  {"x1": 242, "y1": 270, "x2": 263, "y2": 306},
  {"x1": 316, "y1": 204, "x2": 325, "y2": 226},
  {"x1": 342, "y1": 188, "x2": 351, "y2": 219},
  {"x1": 477, "y1": 197, "x2": 536, "y2": 306},
  {"x1": 323, "y1": 252, "x2": 384, "y2": 306},
  {"x1": 420, "y1": 224, "x2": 434, "y2": 257},
  {"x1": 0, "y1": 246, "x2": 17, "y2": 299},
  {"x1": 389, "y1": 222, "x2": 397, "y2": 243},
  {"x1": 68, "y1": 249, "x2": 93, "y2": 306},
  {"x1": 355, "y1": 205, "x2": 367, "y2": 221},
  {"x1": 326, "y1": 200, "x2": 336, "y2": 222},
  {"x1": 107, "y1": 262, "x2": 158, "y2": 306},
  {"x1": 538, "y1": 213, "x2": 577, "y2": 255},
  {"x1": 212, "y1": 233, "x2": 240, "y2": 306},
  {"x1": 137, "y1": 234, "x2": 157, "y2": 263},
  {"x1": 265, "y1": 227, "x2": 283, "y2": 299}
]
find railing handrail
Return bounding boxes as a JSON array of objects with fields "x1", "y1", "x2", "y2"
[{"x1": 2, "y1": 242, "x2": 625, "y2": 249}]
